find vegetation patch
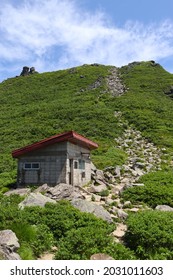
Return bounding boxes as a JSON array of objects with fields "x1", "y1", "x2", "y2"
[
  {"x1": 121, "y1": 169, "x2": 173, "y2": 208},
  {"x1": 124, "y1": 210, "x2": 173, "y2": 259}
]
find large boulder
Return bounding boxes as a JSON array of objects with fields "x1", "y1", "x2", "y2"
[
  {"x1": 47, "y1": 184, "x2": 84, "y2": 201},
  {"x1": 155, "y1": 205, "x2": 173, "y2": 212},
  {"x1": 0, "y1": 230, "x2": 21, "y2": 260},
  {"x1": 19, "y1": 192, "x2": 56, "y2": 209},
  {"x1": 71, "y1": 199, "x2": 113, "y2": 223}
]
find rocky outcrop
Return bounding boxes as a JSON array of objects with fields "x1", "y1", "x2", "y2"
[
  {"x1": 18, "y1": 192, "x2": 56, "y2": 209},
  {"x1": 71, "y1": 199, "x2": 113, "y2": 223},
  {"x1": 0, "y1": 230, "x2": 21, "y2": 260},
  {"x1": 20, "y1": 66, "x2": 38, "y2": 76}
]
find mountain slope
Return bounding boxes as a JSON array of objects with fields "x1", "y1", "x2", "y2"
[{"x1": 0, "y1": 61, "x2": 173, "y2": 189}]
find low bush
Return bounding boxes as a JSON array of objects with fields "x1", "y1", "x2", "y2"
[
  {"x1": 122, "y1": 170, "x2": 173, "y2": 208},
  {"x1": 124, "y1": 210, "x2": 173, "y2": 259},
  {"x1": 55, "y1": 226, "x2": 136, "y2": 260}
]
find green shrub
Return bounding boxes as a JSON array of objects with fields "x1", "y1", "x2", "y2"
[
  {"x1": 121, "y1": 170, "x2": 173, "y2": 208},
  {"x1": 55, "y1": 226, "x2": 136, "y2": 260},
  {"x1": 124, "y1": 210, "x2": 173, "y2": 259},
  {"x1": 18, "y1": 242, "x2": 35, "y2": 260}
]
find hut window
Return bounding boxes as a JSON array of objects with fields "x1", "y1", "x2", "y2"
[
  {"x1": 24, "y1": 163, "x2": 40, "y2": 170},
  {"x1": 79, "y1": 159, "x2": 85, "y2": 170},
  {"x1": 74, "y1": 161, "x2": 78, "y2": 169}
]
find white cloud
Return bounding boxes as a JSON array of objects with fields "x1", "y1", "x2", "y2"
[{"x1": 0, "y1": 0, "x2": 173, "y2": 80}]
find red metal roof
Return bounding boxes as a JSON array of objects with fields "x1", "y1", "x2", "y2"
[{"x1": 12, "y1": 130, "x2": 98, "y2": 158}]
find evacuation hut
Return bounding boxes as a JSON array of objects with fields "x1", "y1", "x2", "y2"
[{"x1": 12, "y1": 131, "x2": 98, "y2": 187}]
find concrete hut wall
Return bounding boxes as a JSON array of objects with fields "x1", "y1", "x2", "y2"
[
  {"x1": 17, "y1": 142, "x2": 67, "y2": 186},
  {"x1": 17, "y1": 141, "x2": 92, "y2": 186},
  {"x1": 66, "y1": 142, "x2": 91, "y2": 186}
]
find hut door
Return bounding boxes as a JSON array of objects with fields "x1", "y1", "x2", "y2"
[{"x1": 69, "y1": 159, "x2": 74, "y2": 185}]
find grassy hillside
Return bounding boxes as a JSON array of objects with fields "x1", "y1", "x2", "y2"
[
  {"x1": 0, "y1": 61, "x2": 173, "y2": 190},
  {"x1": 116, "y1": 61, "x2": 173, "y2": 149}
]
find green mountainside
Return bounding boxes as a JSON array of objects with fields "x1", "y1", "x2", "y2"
[
  {"x1": 1, "y1": 61, "x2": 173, "y2": 189},
  {"x1": 1, "y1": 61, "x2": 173, "y2": 260}
]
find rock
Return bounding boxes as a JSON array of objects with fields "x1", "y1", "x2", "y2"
[
  {"x1": 90, "y1": 253, "x2": 114, "y2": 260},
  {"x1": 71, "y1": 199, "x2": 113, "y2": 223},
  {"x1": 123, "y1": 201, "x2": 132, "y2": 208},
  {"x1": 29, "y1": 67, "x2": 36, "y2": 74},
  {"x1": 128, "y1": 207, "x2": 140, "y2": 212},
  {"x1": 91, "y1": 194, "x2": 101, "y2": 202},
  {"x1": 20, "y1": 66, "x2": 38, "y2": 76},
  {"x1": 0, "y1": 230, "x2": 20, "y2": 250},
  {"x1": 117, "y1": 209, "x2": 128, "y2": 220},
  {"x1": 0, "y1": 230, "x2": 21, "y2": 260},
  {"x1": 34, "y1": 183, "x2": 50, "y2": 193},
  {"x1": 47, "y1": 183, "x2": 84, "y2": 201},
  {"x1": 19, "y1": 192, "x2": 56, "y2": 209},
  {"x1": 0, "y1": 246, "x2": 21, "y2": 260},
  {"x1": 4, "y1": 188, "x2": 31, "y2": 196},
  {"x1": 20, "y1": 66, "x2": 29, "y2": 76},
  {"x1": 112, "y1": 223, "x2": 127, "y2": 238},
  {"x1": 114, "y1": 166, "x2": 121, "y2": 177},
  {"x1": 89, "y1": 184, "x2": 107, "y2": 194},
  {"x1": 95, "y1": 169, "x2": 105, "y2": 181},
  {"x1": 132, "y1": 183, "x2": 145, "y2": 187},
  {"x1": 155, "y1": 205, "x2": 173, "y2": 211}
]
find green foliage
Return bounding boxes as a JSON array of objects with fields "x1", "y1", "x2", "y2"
[
  {"x1": 22, "y1": 200, "x2": 114, "y2": 239},
  {"x1": 92, "y1": 145, "x2": 127, "y2": 169},
  {"x1": 55, "y1": 226, "x2": 135, "y2": 260},
  {"x1": 122, "y1": 169, "x2": 173, "y2": 208},
  {"x1": 18, "y1": 242, "x2": 35, "y2": 260},
  {"x1": 116, "y1": 61, "x2": 173, "y2": 150},
  {"x1": 124, "y1": 210, "x2": 173, "y2": 259}
]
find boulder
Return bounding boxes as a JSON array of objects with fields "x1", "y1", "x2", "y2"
[
  {"x1": 0, "y1": 230, "x2": 21, "y2": 260},
  {"x1": 34, "y1": 183, "x2": 50, "y2": 193},
  {"x1": 116, "y1": 209, "x2": 128, "y2": 220},
  {"x1": 18, "y1": 192, "x2": 56, "y2": 209},
  {"x1": 20, "y1": 66, "x2": 29, "y2": 76},
  {"x1": 89, "y1": 184, "x2": 107, "y2": 194},
  {"x1": 90, "y1": 253, "x2": 114, "y2": 260},
  {"x1": 0, "y1": 230, "x2": 20, "y2": 250},
  {"x1": 112, "y1": 223, "x2": 127, "y2": 238},
  {"x1": 71, "y1": 199, "x2": 113, "y2": 223},
  {"x1": 47, "y1": 183, "x2": 84, "y2": 201},
  {"x1": 155, "y1": 205, "x2": 173, "y2": 212}
]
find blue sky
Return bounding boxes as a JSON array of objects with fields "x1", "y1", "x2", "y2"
[{"x1": 0, "y1": 0, "x2": 173, "y2": 81}]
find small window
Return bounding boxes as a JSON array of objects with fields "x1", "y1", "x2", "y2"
[
  {"x1": 74, "y1": 161, "x2": 78, "y2": 169},
  {"x1": 79, "y1": 159, "x2": 85, "y2": 170},
  {"x1": 32, "y1": 163, "x2": 40, "y2": 169},
  {"x1": 24, "y1": 163, "x2": 31, "y2": 169},
  {"x1": 24, "y1": 162, "x2": 40, "y2": 170}
]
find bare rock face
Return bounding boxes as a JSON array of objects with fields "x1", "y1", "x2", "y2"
[
  {"x1": 0, "y1": 230, "x2": 21, "y2": 260},
  {"x1": 18, "y1": 192, "x2": 56, "y2": 209}
]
